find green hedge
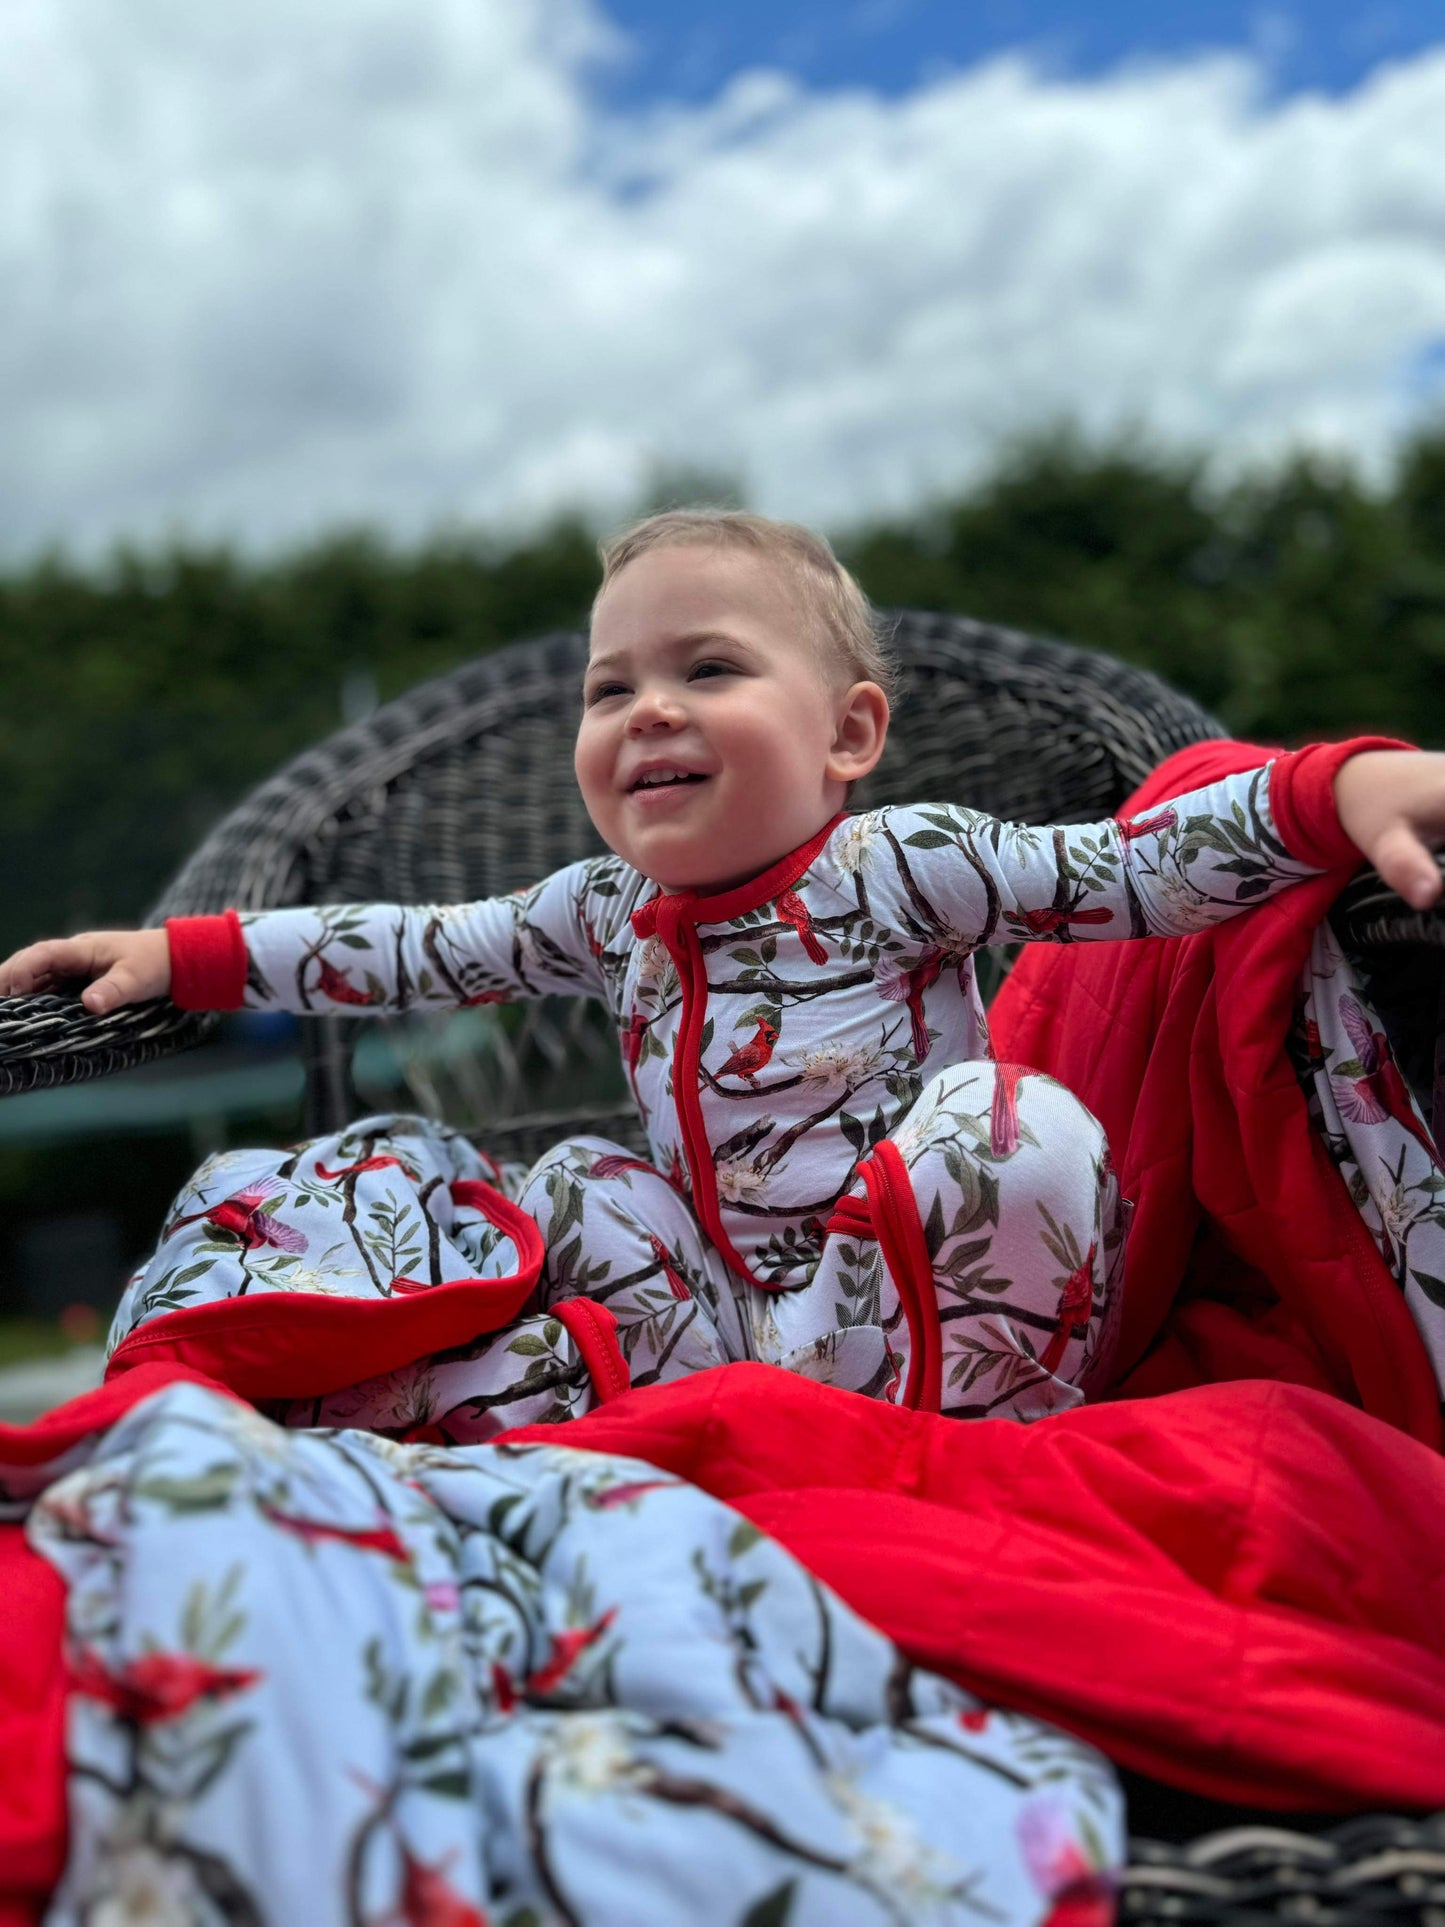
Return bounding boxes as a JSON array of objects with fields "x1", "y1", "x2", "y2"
[{"x1": 5, "y1": 431, "x2": 1445, "y2": 960}]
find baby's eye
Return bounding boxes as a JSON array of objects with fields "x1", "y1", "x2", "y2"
[
  {"x1": 585, "y1": 682, "x2": 629, "y2": 705},
  {"x1": 688, "y1": 660, "x2": 735, "y2": 681}
]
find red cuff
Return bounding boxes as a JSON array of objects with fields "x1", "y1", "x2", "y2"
[
  {"x1": 552, "y1": 1299, "x2": 631, "y2": 1404},
  {"x1": 166, "y1": 910, "x2": 248, "y2": 1011},
  {"x1": 1268, "y1": 736, "x2": 1416, "y2": 870}
]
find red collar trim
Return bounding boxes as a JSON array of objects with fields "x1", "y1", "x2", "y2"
[{"x1": 631, "y1": 813, "x2": 846, "y2": 937}]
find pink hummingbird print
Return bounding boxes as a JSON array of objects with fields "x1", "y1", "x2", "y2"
[
  {"x1": 587, "y1": 1152, "x2": 657, "y2": 1181},
  {"x1": 167, "y1": 1177, "x2": 308, "y2": 1255},
  {"x1": 774, "y1": 888, "x2": 828, "y2": 964},
  {"x1": 989, "y1": 1063, "x2": 1033, "y2": 1156},
  {"x1": 1332, "y1": 995, "x2": 1438, "y2": 1161},
  {"x1": 879, "y1": 950, "x2": 947, "y2": 1062}
]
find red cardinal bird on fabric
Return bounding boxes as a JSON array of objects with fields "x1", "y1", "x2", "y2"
[
  {"x1": 775, "y1": 888, "x2": 828, "y2": 965},
  {"x1": 1331, "y1": 994, "x2": 1439, "y2": 1160},
  {"x1": 648, "y1": 1233, "x2": 692, "y2": 1300},
  {"x1": 314, "y1": 957, "x2": 384, "y2": 1006},
  {"x1": 879, "y1": 951, "x2": 947, "y2": 1063},
  {"x1": 717, "y1": 1017, "x2": 779, "y2": 1086},
  {"x1": 167, "y1": 1178, "x2": 308, "y2": 1254},
  {"x1": 395, "y1": 1847, "x2": 491, "y2": 1927},
  {"x1": 70, "y1": 1648, "x2": 262, "y2": 1725},
  {"x1": 1037, "y1": 1244, "x2": 1096, "y2": 1376},
  {"x1": 315, "y1": 1154, "x2": 411, "y2": 1181},
  {"x1": 259, "y1": 1504, "x2": 410, "y2": 1561},
  {"x1": 584, "y1": 1476, "x2": 680, "y2": 1510},
  {"x1": 587, "y1": 1152, "x2": 657, "y2": 1181},
  {"x1": 989, "y1": 1062, "x2": 1034, "y2": 1157},
  {"x1": 459, "y1": 987, "x2": 510, "y2": 1007},
  {"x1": 1114, "y1": 806, "x2": 1179, "y2": 843},
  {"x1": 620, "y1": 1010, "x2": 649, "y2": 1080},
  {"x1": 504, "y1": 1607, "x2": 618, "y2": 1702},
  {"x1": 1014, "y1": 905, "x2": 1116, "y2": 937}
]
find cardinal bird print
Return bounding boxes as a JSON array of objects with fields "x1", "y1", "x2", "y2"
[
  {"x1": 775, "y1": 888, "x2": 828, "y2": 964},
  {"x1": 1332, "y1": 994, "x2": 1438, "y2": 1161},
  {"x1": 716, "y1": 1017, "x2": 779, "y2": 1087}
]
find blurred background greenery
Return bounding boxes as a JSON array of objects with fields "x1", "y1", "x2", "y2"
[{"x1": 4, "y1": 426, "x2": 1445, "y2": 1352}]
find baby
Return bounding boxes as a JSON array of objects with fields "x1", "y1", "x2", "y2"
[{"x1": 5, "y1": 510, "x2": 1444, "y2": 1424}]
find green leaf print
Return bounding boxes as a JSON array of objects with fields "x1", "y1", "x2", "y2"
[{"x1": 740, "y1": 1880, "x2": 797, "y2": 1926}]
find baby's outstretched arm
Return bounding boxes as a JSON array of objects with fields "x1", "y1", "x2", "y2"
[
  {"x1": 861, "y1": 738, "x2": 1436, "y2": 948},
  {"x1": 0, "y1": 860, "x2": 630, "y2": 1018}
]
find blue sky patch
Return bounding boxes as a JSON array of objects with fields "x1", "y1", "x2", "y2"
[{"x1": 593, "y1": 2, "x2": 1441, "y2": 107}]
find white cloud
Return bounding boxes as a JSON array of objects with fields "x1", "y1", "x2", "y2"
[{"x1": 1, "y1": 0, "x2": 1444, "y2": 559}]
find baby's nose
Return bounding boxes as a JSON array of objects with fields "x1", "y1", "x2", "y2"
[{"x1": 627, "y1": 687, "x2": 687, "y2": 730}]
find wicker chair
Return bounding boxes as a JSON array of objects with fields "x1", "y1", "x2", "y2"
[{"x1": 3, "y1": 611, "x2": 1444, "y2": 1924}]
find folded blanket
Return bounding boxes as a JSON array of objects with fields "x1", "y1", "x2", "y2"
[{"x1": 989, "y1": 737, "x2": 1444, "y2": 1444}]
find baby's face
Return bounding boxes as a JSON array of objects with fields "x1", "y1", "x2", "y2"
[{"x1": 577, "y1": 544, "x2": 878, "y2": 893}]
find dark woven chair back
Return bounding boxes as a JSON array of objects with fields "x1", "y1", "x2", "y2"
[{"x1": 138, "y1": 613, "x2": 1224, "y2": 1151}]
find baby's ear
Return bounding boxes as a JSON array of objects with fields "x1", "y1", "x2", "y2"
[{"x1": 828, "y1": 682, "x2": 889, "y2": 783}]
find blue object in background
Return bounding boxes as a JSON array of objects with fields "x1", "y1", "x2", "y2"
[{"x1": 596, "y1": 1, "x2": 1441, "y2": 107}]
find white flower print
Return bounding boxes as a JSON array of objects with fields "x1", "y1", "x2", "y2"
[
  {"x1": 84, "y1": 1840, "x2": 207, "y2": 1927},
  {"x1": 715, "y1": 1157, "x2": 768, "y2": 1205},
  {"x1": 835, "y1": 815, "x2": 878, "y2": 877},
  {"x1": 636, "y1": 935, "x2": 670, "y2": 983},
  {"x1": 785, "y1": 1042, "x2": 881, "y2": 1088},
  {"x1": 1145, "y1": 867, "x2": 1212, "y2": 931},
  {"x1": 269, "y1": 1266, "x2": 344, "y2": 1296},
  {"x1": 827, "y1": 1767, "x2": 963, "y2": 1909},
  {"x1": 548, "y1": 1716, "x2": 639, "y2": 1796}
]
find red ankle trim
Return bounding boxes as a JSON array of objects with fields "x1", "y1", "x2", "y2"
[{"x1": 553, "y1": 1299, "x2": 631, "y2": 1403}]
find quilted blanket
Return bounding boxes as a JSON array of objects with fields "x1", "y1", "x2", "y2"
[{"x1": 2, "y1": 1368, "x2": 1120, "y2": 1927}]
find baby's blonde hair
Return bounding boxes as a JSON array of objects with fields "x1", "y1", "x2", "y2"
[{"x1": 594, "y1": 508, "x2": 897, "y2": 703}]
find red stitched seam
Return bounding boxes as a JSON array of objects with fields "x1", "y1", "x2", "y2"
[
  {"x1": 862, "y1": 1143, "x2": 943, "y2": 1413},
  {"x1": 663, "y1": 916, "x2": 761, "y2": 1286}
]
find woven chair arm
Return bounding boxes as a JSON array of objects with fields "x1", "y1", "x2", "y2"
[
  {"x1": 1331, "y1": 853, "x2": 1445, "y2": 951},
  {"x1": 0, "y1": 993, "x2": 216, "y2": 1098}
]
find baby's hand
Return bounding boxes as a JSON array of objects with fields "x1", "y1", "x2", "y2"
[
  {"x1": 1334, "y1": 750, "x2": 1445, "y2": 909},
  {"x1": 0, "y1": 929, "x2": 172, "y2": 1014}
]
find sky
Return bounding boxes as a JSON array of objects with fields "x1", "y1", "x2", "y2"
[
  {"x1": 2, "y1": 0, "x2": 1444, "y2": 560},
  {"x1": 600, "y1": 1, "x2": 1442, "y2": 106}
]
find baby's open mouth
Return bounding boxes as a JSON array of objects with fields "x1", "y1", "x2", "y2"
[{"x1": 628, "y1": 771, "x2": 710, "y2": 793}]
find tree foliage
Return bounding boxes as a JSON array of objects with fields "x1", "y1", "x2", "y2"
[{"x1": 5, "y1": 432, "x2": 1445, "y2": 959}]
